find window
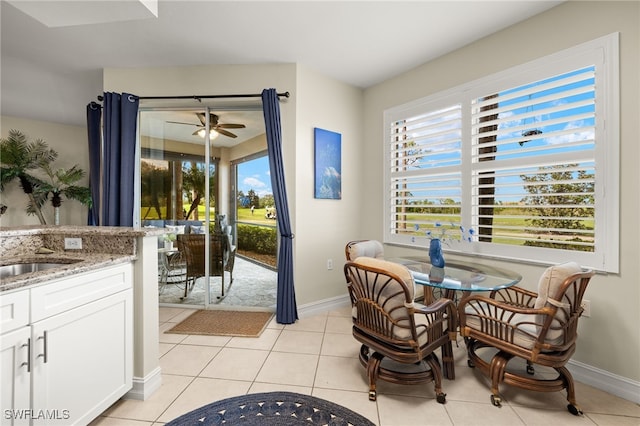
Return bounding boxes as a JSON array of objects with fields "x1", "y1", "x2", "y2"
[{"x1": 384, "y1": 33, "x2": 619, "y2": 272}]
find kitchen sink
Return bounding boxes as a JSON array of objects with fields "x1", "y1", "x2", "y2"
[{"x1": 0, "y1": 261, "x2": 81, "y2": 280}]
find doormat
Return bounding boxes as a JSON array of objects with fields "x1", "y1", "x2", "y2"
[{"x1": 166, "y1": 310, "x2": 274, "y2": 337}]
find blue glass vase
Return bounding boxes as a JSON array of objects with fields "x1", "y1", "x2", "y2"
[{"x1": 429, "y1": 238, "x2": 445, "y2": 268}]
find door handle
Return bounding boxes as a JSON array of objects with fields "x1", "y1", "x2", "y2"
[
  {"x1": 37, "y1": 331, "x2": 48, "y2": 363},
  {"x1": 20, "y1": 338, "x2": 31, "y2": 372}
]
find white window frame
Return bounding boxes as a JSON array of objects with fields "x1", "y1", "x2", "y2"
[{"x1": 383, "y1": 33, "x2": 619, "y2": 273}]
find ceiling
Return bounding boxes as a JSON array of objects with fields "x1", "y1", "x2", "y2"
[
  {"x1": 1, "y1": 0, "x2": 563, "y2": 143},
  {"x1": 142, "y1": 109, "x2": 266, "y2": 147}
]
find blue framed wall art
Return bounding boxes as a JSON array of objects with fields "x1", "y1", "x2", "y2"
[{"x1": 314, "y1": 128, "x2": 342, "y2": 199}]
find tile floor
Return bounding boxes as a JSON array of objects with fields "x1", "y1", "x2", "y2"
[{"x1": 91, "y1": 305, "x2": 640, "y2": 425}]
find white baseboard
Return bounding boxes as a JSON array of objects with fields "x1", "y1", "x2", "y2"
[
  {"x1": 568, "y1": 359, "x2": 640, "y2": 404},
  {"x1": 297, "y1": 294, "x2": 351, "y2": 318},
  {"x1": 297, "y1": 295, "x2": 640, "y2": 405},
  {"x1": 124, "y1": 367, "x2": 162, "y2": 400}
]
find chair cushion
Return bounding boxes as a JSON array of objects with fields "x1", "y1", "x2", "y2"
[
  {"x1": 532, "y1": 262, "x2": 582, "y2": 344},
  {"x1": 190, "y1": 225, "x2": 206, "y2": 234},
  {"x1": 463, "y1": 302, "x2": 541, "y2": 349},
  {"x1": 165, "y1": 224, "x2": 186, "y2": 235},
  {"x1": 534, "y1": 262, "x2": 582, "y2": 310},
  {"x1": 352, "y1": 257, "x2": 415, "y2": 301},
  {"x1": 347, "y1": 240, "x2": 384, "y2": 261}
]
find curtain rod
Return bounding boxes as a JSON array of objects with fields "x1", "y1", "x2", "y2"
[{"x1": 96, "y1": 91, "x2": 289, "y2": 102}]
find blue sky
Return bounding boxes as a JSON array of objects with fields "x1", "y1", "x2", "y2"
[{"x1": 237, "y1": 155, "x2": 272, "y2": 198}]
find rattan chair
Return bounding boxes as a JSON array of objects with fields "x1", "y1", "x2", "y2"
[
  {"x1": 344, "y1": 257, "x2": 457, "y2": 402},
  {"x1": 177, "y1": 233, "x2": 236, "y2": 299},
  {"x1": 458, "y1": 262, "x2": 595, "y2": 415}
]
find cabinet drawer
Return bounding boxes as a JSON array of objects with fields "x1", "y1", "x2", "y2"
[
  {"x1": 30, "y1": 263, "x2": 132, "y2": 323},
  {"x1": 0, "y1": 289, "x2": 29, "y2": 334}
]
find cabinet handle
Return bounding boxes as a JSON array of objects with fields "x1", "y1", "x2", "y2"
[
  {"x1": 20, "y1": 338, "x2": 31, "y2": 372},
  {"x1": 37, "y1": 331, "x2": 48, "y2": 363}
]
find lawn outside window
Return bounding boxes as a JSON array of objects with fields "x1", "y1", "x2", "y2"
[{"x1": 383, "y1": 33, "x2": 619, "y2": 273}]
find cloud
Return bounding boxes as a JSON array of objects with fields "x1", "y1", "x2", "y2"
[
  {"x1": 242, "y1": 176, "x2": 273, "y2": 197},
  {"x1": 243, "y1": 176, "x2": 267, "y2": 189}
]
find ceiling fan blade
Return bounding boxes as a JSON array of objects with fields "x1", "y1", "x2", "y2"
[
  {"x1": 217, "y1": 123, "x2": 246, "y2": 129},
  {"x1": 216, "y1": 128, "x2": 238, "y2": 138},
  {"x1": 167, "y1": 121, "x2": 199, "y2": 127},
  {"x1": 196, "y1": 112, "x2": 207, "y2": 126}
]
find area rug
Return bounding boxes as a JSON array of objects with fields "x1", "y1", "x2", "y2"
[
  {"x1": 159, "y1": 256, "x2": 277, "y2": 308},
  {"x1": 165, "y1": 309, "x2": 274, "y2": 337},
  {"x1": 165, "y1": 391, "x2": 376, "y2": 425}
]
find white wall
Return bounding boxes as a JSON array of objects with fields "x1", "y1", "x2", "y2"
[
  {"x1": 293, "y1": 65, "x2": 364, "y2": 304},
  {"x1": 0, "y1": 116, "x2": 90, "y2": 226},
  {"x1": 363, "y1": 1, "x2": 640, "y2": 383}
]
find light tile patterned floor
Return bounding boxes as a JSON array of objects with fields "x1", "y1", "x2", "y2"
[{"x1": 91, "y1": 306, "x2": 640, "y2": 425}]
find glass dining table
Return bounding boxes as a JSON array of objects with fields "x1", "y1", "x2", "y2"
[
  {"x1": 390, "y1": 256, "x2": 523, "y2": 305},
  {"x1": 389, "y1": 256, "x2": 522, "y2": 380}
]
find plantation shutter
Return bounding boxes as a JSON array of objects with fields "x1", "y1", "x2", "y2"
[
  {"x1": 470, "y1": 66, "x2": 596, "y2": 252},
  {"x1": 388, "y1": 104, "x2": 463, "y2": 237}
]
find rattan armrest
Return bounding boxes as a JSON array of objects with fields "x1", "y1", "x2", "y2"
[
  {"x1": 460, "y1": 294, "x2": 550, "y2": 317},
  {"x1": 489, "y1": 286, "x2": 538, "y2": 308},
  {"x1": 413, "y1": 297, "x2": 455, "y2": 315},
  {"x1": 413, "y1": 298, "x2": 458, "y2": 335}
]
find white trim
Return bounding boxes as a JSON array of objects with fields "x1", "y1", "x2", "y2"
[
  {"x1": 297, "y1": 294, "x2": 351, "y2": 318},
  {"x1": 125, "y1": 366, "x2": 162, "y2": 401},
  {"x1": 568, "y1": 359, "x2": 640, "y2": 404}
]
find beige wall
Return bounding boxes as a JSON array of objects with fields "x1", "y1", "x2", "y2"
[
  {"x1": 0, "y1": 116, "x2": 90, "y2": 227},
  {"x1": 363, "y1": 1, "x2": 640, "y2": 382},
  {"x1": 293, "y1": 65, "x2": 364, "y2": 304}
]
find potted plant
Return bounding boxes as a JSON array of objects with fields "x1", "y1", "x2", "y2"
[
  {"x1": 163, "y1": 232, "x2": 177, "y2": 250},
  {"x1": 0, "y1": 129, "x2": 56, "y2": 224},
  {"x1": 33, "y1": 163, "x2": 92, "y2": 225}
]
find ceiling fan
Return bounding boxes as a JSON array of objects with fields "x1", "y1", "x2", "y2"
[{"x1": 169, "y1": 113, "x2": 246, "y2": 138}]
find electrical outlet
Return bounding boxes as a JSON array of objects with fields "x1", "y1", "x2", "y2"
[
  {"x1": 64, "y1": 237, "x2": 82, "y2": 250},
  {"x1": 581, "y1": 299, "x2": 591, "y2": 317},
  {"x1": 326, "y1": 259, "x2": 333, "y2": 270}
]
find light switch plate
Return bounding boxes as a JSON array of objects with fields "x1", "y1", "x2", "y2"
[{"x1": 64, "y1": 237, "x2": 82, "y2": 250}]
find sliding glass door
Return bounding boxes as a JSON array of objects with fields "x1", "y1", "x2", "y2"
[
  {"x1": 139, "y1": 108, "x2": 218, "y2": 308},
  {"x1": 138, "y1": 105, "x2": 277, "y2": 310}
]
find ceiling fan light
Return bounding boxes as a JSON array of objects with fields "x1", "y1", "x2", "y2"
[{"x1": 197, "y1": 128, "x2": 219, "y2": 140}]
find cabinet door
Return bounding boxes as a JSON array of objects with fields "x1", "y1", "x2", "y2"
[
  {"x1": 30, "y1": 289, "x2": 132, "y2": 426},
  {"x1": 0, "y1": 327, "x2": 31, "y2": 426}
]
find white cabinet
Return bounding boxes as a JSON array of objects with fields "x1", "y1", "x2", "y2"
[
  {"x1": 0, "y1": 263, "x2": 133, "y2": 426},
  {"x1": 1, "y1": 327, "x2": 31, "y2": 426}
]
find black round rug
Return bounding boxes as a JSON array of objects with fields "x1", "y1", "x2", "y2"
[{"x1": 165, "y1": 391, "x2": 376, "y2": 426}]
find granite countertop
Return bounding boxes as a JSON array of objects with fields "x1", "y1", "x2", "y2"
[
  {"x1": 0, "y1": 253, "x2": 136, "y2": 292},
  {"x1": 0, "y1": 225, "x2": 166, "y2": 237},
  {"x1": 0, "y1": 225, "x2": 163, "y2": 293}
]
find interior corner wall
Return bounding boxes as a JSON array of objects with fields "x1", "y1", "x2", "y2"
[
  {"x1": 293, "y1": 65, "x2": 364, "y2": 305},
  {"x1": 362, "y1": 1, "x2": 640, "y2": 384},
  {"x1": 0, "y1": 115, "x2": 89, "y2": 227}
]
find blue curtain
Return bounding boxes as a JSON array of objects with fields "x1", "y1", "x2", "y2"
[
  {"x1": 102, "y1": 92, "x2": 139, "y2": 226},
  {"x1": 262, "y1": 88, "x2": 298, "y2": 324},
  {"x1": 86, "y1": 102, "x2": 102, "y2": 225}
]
